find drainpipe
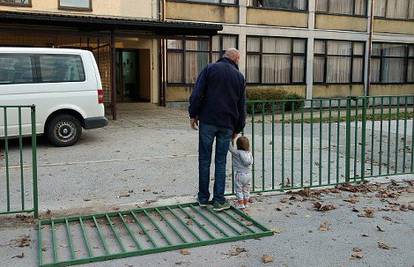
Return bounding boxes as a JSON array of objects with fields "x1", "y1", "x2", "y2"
[
  {"x1": 158, "y1": 0, "x2": 167, "y2": 106},
  {"x1": 366, "y1": 0, "x2": 375, "y2": 97}
]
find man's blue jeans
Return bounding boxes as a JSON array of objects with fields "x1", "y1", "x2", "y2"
[{"x1": 198, "y1": 123, "x2": 232, "y2": 204}]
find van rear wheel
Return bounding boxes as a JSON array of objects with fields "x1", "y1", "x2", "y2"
[{"x1": 46, "y1": 114, "x2": 82, "y2": 147}]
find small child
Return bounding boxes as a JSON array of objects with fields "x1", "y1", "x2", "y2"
[{"x1": 229, "y1": 136, "x2": 253, "y2": 209}]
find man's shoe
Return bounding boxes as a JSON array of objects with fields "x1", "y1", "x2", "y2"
[
  {"x1": 213, "y1": 201, "x2": 231, "y2": 211},
  {"x1": 198, "y1": 200, "x2": 211, "y2": 207}
]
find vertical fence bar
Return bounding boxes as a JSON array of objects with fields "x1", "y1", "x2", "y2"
[
  {"x1": 51, "y1": 220, "x2": 59, "y2": 263},
  {"x1": 261, "y1": 103, "x2": 265, "y2": 191},
  {"x1": 309, "y1": 100, "x2": 314, "y2": 186},
  {"x1": 271, "y1": 102, "x2": 275, "y2": 190},
  {"x1": 328, "y1": 99, "x2": 332, "y2": 185},
  {"x1": 395, "y1": 96, "x2": 400, "y2": 174},
  {"x1": 402, "y1": 96, "x2": 408, "y2": 172},
  {"x1": 130, "y1": 211, "x2": 157, "y2": 248},
  {"x1": 353, "y1": 98, "x2": 359, "y2": 180},
  {"x1": 336, "y1": 99, "x2": 341, "y2": 184},
  {"x1": 31, "y1": 106, "x2": 38, "y2": 218},
  {"x1": 251, "y1": 104, "x2": 255, "y2": 191},
  {"x1": 411, "y1": 96, "x2": 414, "y2": 172},
  {"x1": 65, "y1": 219, "x2": 76, "y2": 260},
  {"x1": 345, "y1": 97, "x2": 352, "y2": 183},
  {"x1": 291, "y1": 101, "x2": 295, "y2": 187},
  {"x1": 319, "y1": 99, "x2": 323, "y2": 185},
  {"x1": 370, "y1": 97, "x2": 375, "y2": 176},
  {"x1": 281, "y1": 102, "x2": 285, "y2": 188},
  {"x1": 92, "y1": 216, "x2": 110, "y2": 255},
  {"x1": 4, "y1": 107, "x2": 10, "y2": 211},
  {"x1": 300, "y1": 101, "x2": 304, "y2": 187},
  {"x1": 387, "y1": 97, "x2": 392, "y2": 175},
  {"x1": 18, "y1": 107, "x2": 25, "y2": 210},
  {"x1": 379, "y1": 97, "x2": 384, "y2": 175},
  {"x1": 360, "y1": 97, "x2": 367, "y2": 181}
]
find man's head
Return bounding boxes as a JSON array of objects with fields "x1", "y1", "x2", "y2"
[{"x1": 224, "y1": 48, "x2": 240, "y2": 65}]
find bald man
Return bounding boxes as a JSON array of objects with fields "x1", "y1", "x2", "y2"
[{"x1": 189, "y1": 48, "x2": 246, "y2": 211}]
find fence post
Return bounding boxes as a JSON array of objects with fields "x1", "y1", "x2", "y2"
[
  {"x1": 360, "y1": 97, "x2": 367, "y2": 181},
  {"x1": 345, "y1": 97, "x2": 352, "y2": 183},
  {"x1": 31, "y1": 105, "x2": 38, "y2": 218}
]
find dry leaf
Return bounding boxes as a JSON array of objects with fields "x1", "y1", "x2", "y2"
[
  {"x1": 180, "y1": 249, "x2": 190, "y2": 255},
  {"x1": 11, "y1": 252, "x2": 24, "y2": 259},
  {"x1": 319, "y1": 221, "x2": 331, "y2": 232},
  {"x1": 352, "y1": 247, "x2": 362, "y2": 252},
  {"x1": 262, "y1": 255, "x2": 273, "y2": 263},
  {"x1": 313, "y1": 202, "x2": 336, "y2": 212},
  {"x1": 358, "y1": 208, "x2": 375, "y2": 218},
  {"x1": 378, "y1": 241, "x2": 391, "y2": 250},
  {"x1": 271, "y1": 228, "x2": 281, "y2": 234},
  {"x1": 351, "y1": 252, "x2": 363, "y2": 259},
  {"x1": 344, "y1": 196, "x2": 359, "y2": 204},
  {"x1": 228, "y1": 246, "x2": 247, "y2": 257},
  {"x1": 376, "y1": 225, "x2": 385, "y2": 232}
]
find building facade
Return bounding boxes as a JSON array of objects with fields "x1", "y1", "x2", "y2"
[
  {"x1": 164, "y1": 0, "x2": 414, "y2": 106},
  {"x1": 0, "y1": 0, "x2": 413, "y2": 116}
]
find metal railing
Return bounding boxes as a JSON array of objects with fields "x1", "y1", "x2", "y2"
[
  {"x1": 0, "y1": 105, "x2": 38, "y2": 218},
  {"x1": 230, "y1": 96, "x2": 414, "y2": 194}
]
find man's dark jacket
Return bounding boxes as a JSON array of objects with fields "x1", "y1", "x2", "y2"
[{"x1": 188, "y1": 57, "x2": 246, "y2": 134}]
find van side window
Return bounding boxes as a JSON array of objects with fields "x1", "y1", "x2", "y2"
[
  {"x1": 39, "y1": 55, "x2": 85, "y2": 83},
  {"x1": 0, "y1": 54, "x2": 34, "y2": 84}
]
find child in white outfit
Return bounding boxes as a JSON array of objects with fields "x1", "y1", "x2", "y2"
[{"x1": 229, "y1": 136, "x2": 253, "y2": 209}]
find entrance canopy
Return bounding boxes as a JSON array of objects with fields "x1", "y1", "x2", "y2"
[{"x1": 0, "y1": 11, "x2": 223, "y2": 36}]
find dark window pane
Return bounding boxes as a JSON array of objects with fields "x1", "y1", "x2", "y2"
[
  {"x1": 382, "y1": 58, "x2": 405, "y2": 83},
  {"x1": 0, "y1": 0, "x2": 30, "y2": 5},
  {"x1": 313, "y1": 56, "x2": 325, "y2": 83},
  {"x1": 0, "y1": 54, "x2": 34, "y2": 84},
  {"x1": 246, "y1": 55, "x2": 260, "y2": 83},
  {"x1": 39, "y1": 55, "x2": 85, "y2": 83},
  {"x1": 167, "y1": 52, "x2": 183, "y2": 83}
]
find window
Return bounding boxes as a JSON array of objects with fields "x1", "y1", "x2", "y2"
[
  {"x1": 251, "y1": 0, "x2": 307, "y2": 11},
  {"x1": 180, "y1": 0, "x2": 238, "y2": 4},
  {"x1": 59, "y1": 0, "x2": 91, "y2": 11},
  {"x1": 246, "y1": 36, "x2": 306, "y2": 84},
  {"x1": 374, "y1": 0, "x2": 414, "y2": 20},
  {"x1": 167, "y1": 35, "x2": 238, "y2": 84},
  {"x1": 371, "y1": 43, "x2": 414, "y2": 84},
  {"x1": 0, "y1": 54, "x2": 34, "y2": 84},
  {"x1": 39, "y1": 55, "x2": 85, "y2": 83},
  {"x1": 0, "y1": 0, "x2": 30, "y2": 6},
  {"x1": 313, "y1": 40, "x2": 365, "y2": 84},
  {"x1": 316, "y1": 0, "x2": 367, "y2": 16}
]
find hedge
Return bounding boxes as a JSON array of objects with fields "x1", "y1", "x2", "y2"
[{"x1": 246, "y1": 88, "x2": 305, "y2": 114}]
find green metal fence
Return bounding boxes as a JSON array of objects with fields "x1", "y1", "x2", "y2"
[
  {"x1": 0, "y1": 105, "x2": 38, "y2": 218},
  {"x1": 38, "y1": 203, "x2": 272, "y2": 267},
  {"x1": 230, "y1": 96, "x2": 414, "y2": 193}
]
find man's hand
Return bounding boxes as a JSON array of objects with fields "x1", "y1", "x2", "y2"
[
  {"x1": 190, "y1": 118, "x2": 199, "y2": 130},
  {"x1": 232, "y1": 133, "x2": 238, "y2": 141}
]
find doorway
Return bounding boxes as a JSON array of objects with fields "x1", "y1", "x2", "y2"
[{"x1": 116, "y1": 49, "x2": 151, "y2": 102}]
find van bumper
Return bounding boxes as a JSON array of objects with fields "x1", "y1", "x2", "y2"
[{"x1": 84, "y1": 117, "x2": 108, "y2": 129}]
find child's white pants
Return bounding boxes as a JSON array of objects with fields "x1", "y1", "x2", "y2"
[{"x1": 235, "y1": 172, "x2": 251, "y2": 200}]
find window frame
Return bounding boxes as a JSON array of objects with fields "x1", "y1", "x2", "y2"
[
  {"x1": 246, "y1": 35, "x2": 307, "y2": 85},
  {"x1": 249, "y1": 0, "x2": 308, "y2": 12},
  {"x1": 374, "y1": 0, "x2": 414, "y2": 21},
  {"x1": 0, "y1": 0, "x2": 32, "y2": 7},
  {"x1": 313, "y1": 39, "x2": 365, "y2": 85},
  {"x1": 371, "y1": 42, "x2": 414, "y2": 85},
  {"x1": 167, "y1": 0, "x2": 239, "y2": 7},
  {"x1": 167, "y1": 34, "x2": 239, "y2": 86},
  {"x1": 58, "y1": 0, "x2": 92, "y2": 12},
  {"x1": 315, "y1": 0, "x2": 368, "y2": 18}
]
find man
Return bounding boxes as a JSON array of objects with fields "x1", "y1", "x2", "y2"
[{"x1": 189, "y1": 48, "x2": 246, "y2": 211}]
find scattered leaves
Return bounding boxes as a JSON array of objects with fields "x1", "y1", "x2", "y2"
[
  {"x1": 228, "y1": 246, "x2": 247, "y2": 257},
  {"x1": 378, "y1": 241, "x2": 393, "y2": 250}
]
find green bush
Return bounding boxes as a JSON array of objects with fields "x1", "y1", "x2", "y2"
[{"x1": 246, "y1": 88, "x2": 304, "y2": 114}]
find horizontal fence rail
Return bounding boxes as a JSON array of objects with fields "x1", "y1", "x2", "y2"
[
  {"x1": 0, "y1": 105, "x2": 38, "y2": 218},
  {"x1": 229, "y1": 96, "x2": 414, "y2": 194}
]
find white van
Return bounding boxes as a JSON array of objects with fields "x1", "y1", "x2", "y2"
[{"x1": 0, "y1": 47, "x2": 108, "y2": 146}]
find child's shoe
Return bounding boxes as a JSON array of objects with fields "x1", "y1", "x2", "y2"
[
  {"x1": 235, "y1": 200, "x2": 245, "y2": 210},
  {"x1": 243, "y1": 199, "x2": 249, "y2": 208}
]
